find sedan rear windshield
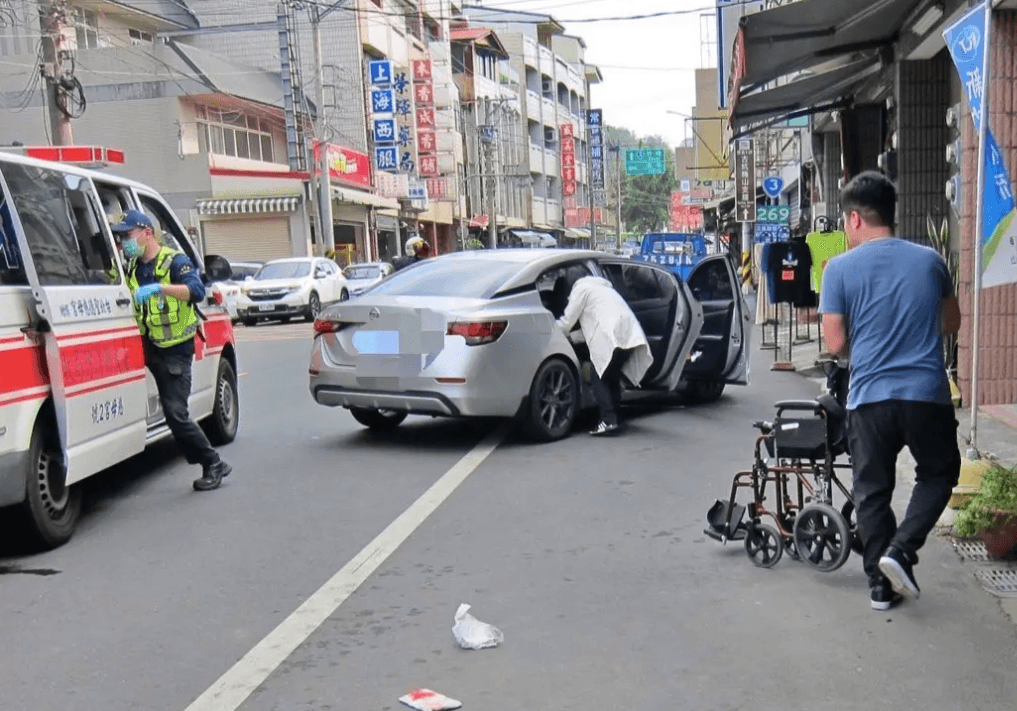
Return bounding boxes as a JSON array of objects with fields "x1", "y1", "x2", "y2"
[
  {"x1": 368, "y1": 259, "x2": 520, "y2": 298},
  {"x1": 256, "y1": 262, "x2": 310, "y2": 280}
]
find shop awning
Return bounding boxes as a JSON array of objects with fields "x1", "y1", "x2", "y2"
[
  {"x1": 197, "y1": 196, "x2": 301, "y2": 216},
  {"x1": 733, "y1": 0, "x2": 919, "y2": 102},
  {"x1": 731, "y1": 58, "x2": 882, "y2": 136},
  {"x1": 332, "y1": 187, "x2": 400, "y2": 210},
  {"x1": 565, "y1": 227, "x2": 590, "y2": 240}
]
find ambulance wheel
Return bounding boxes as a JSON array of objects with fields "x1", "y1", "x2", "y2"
[
  {"x1": 21, "y1": 419, "x2": 81, "y2": 550},
  {"x1": 204, "y1": 359, "x2": 240, "y2": 445}
]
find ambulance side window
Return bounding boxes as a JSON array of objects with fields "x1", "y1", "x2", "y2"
[
  {"x1": 0, "y1": 176, "x2": 29, "y2": 286},
  {"x1": 136, "y1": 194, "x2": 190, "y2": 258},
  {"x1": 2, "y1": 163, "x2": 120, "y2": 286}
]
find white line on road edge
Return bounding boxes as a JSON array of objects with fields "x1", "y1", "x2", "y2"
[{"x1": 182, "y1": 424, "x2": 509, "y2": 711}]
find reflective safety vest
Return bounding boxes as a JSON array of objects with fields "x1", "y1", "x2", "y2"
[{"x1": 127, "y1": 247, "x2": 198, "y2": 348}]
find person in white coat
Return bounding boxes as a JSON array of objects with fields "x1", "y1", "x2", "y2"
[{"x1": 556, "y1": 272, "x2": 653, "y2": 435}]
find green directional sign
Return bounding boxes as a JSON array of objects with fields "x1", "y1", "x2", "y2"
[{"x1": 625, "y1": 148, "x2": 668, "y2": 176}]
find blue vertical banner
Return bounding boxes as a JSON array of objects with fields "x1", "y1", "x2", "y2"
[{"x1": 944, "y1": 3, "x2": 1017, "y2": 288}]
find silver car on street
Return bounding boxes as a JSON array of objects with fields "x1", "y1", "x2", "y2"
[{"x1": 309, "y1": 250, "x2": 750, "y2": 441}]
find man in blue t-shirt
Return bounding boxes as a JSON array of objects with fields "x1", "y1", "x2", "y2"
[{"x1": 820, "y1": 171, "x2": 961, "y2": 611}]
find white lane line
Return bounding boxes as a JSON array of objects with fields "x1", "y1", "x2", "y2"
[{"x1": 182, "y1": 424, "x2": 509, "y2": 711}]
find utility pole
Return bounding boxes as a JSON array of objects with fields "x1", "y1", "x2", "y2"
[
  {"x1": 39, "y1": 1, "x2": 73, "y2": 145},
  {"x1": 310, "y1": 4, "x2": 335, "y2": 252},
  {"x1": 614, "y1": 145, "x2": 623, "y2": 248},
  {"x1": 483, "y1": 99, "x2": 498, "y2": 249}
]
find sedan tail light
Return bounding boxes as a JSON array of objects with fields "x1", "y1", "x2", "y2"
[
  {"x1": 212, "y1": 291, "x2": 224, "y2": 305},
  {"x1": 446, "y1": 320, "x2": 507, "y2": 346},
  {"x1": 313, "y1": 318, "x2": 340, "y2": 336}
]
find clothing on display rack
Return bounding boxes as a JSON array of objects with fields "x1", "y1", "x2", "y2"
[
  {"x1": 806, "y1": 230, "x2": 849, "y2": 294},
  {"x1": 765, "y1": 238, "x2": 814, "y2": 306},
  {"x1": 754, "y1": 241, "x2": 770, "y2": 325}
]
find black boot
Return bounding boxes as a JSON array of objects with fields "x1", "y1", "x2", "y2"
[{"x1": 193, "y1": 460, "x2": 232, "y2": 492}]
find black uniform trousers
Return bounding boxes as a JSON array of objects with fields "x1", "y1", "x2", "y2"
[{"x1": 144, "y1": 338, "x2": 220, "y2": 468}]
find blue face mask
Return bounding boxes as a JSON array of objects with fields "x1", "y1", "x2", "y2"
[{"x1": 122, "y1": 236, "x2": 145, "y2": 259}]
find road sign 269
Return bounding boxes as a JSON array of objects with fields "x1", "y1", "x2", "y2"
[{"x1": 756, "y1": 205, "x2": 791, "y2": 223}]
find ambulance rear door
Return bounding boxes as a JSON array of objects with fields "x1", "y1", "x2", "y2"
[{"x1": 0, "y1": 160, "x2": 148, "y2": 485}]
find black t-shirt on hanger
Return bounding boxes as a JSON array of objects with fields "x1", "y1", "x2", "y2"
[{"x1": 766, "y1": 240, "x2": 814, "y2": 306}]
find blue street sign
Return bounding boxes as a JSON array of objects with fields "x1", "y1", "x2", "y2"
[
  {"x1": 369, "y1": 60, "x2": 393, "y2": 86},
  {"x1": 375, "y1": 146, "x2": 398, "y2": 172},
  {"x1": 371, "y1": 88, "x2": 395, "y2": 114},
  {"x1": 587, "y1": 109, "x2": 602, "y2": 126},
  {"x1": 762, "y1": 176, "x2": 784, "y2": 199},
  {"x1": 373, "y1": 118, "x2": 396, "y2": 144}
]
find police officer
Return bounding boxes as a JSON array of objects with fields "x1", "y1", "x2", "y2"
[{"x1": 111, "y1": 210, "x2": 232, "y2": 492}]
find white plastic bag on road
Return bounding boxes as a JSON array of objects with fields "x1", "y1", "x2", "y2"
[{"x1": 451, "y1": 603, "x2": 503, "y2": 650}]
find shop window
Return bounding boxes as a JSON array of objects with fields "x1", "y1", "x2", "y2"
[{"x1": 2, "y1": 163, "x2": 118, "y2": 286}]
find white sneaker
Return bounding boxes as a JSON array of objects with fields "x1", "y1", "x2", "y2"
[{"x1": 589, "y1": 421, "x2": 619, "y2": 436}]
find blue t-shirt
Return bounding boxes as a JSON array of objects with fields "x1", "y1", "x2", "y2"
[
  {"x1": 133, "y1": 253, "x2": 205, "y2": 303},
  {"x1": 819, "y1": 239, "x2": 952, "y2": 410}
]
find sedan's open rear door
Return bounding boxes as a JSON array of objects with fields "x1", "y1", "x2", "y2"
[
  {"x1": 0, "y1": 160, "x2": 147, "y2": 485},
  {"x1": 683, "y1": 254, "x2": 751, "y2": 384}
]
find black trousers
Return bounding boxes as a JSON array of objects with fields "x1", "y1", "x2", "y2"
[
  {"x1": 590, "y1": 349, "x2": 629, "y2": 426},
  {"x1": 847, "y1": 400, "x2": 961, "y2": 583},
  {"x1": 145, "y1": 340, "x2": 220, "y2": 468}
]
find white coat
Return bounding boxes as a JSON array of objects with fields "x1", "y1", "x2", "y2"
[{"x1": 556, "y1": 276, "x2": 654, "y2": 385}]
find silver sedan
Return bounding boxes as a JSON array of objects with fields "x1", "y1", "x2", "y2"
[{"x1": 308, "y1": 249, "x2": 750, "y2": 441}]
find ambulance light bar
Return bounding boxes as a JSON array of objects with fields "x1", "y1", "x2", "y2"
[{"x1": 14, "y1": 145, "x2": 125, "y2": 167}]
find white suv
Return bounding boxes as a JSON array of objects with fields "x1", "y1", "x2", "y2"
[{"x1": 238, "y1": 257, "x2": 348, "y2": 325}]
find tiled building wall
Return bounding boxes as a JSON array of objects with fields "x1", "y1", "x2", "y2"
[
  {"x1": 896, "y1": 54, "x2": 952, "y2": 245},
  {"x1": 957, "y1": 10, "x2": 1017, "y2": 406}
]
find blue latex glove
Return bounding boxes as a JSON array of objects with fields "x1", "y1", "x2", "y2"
[{"x1": 133, "y1": 283, "x2": 161, "y2": 305}]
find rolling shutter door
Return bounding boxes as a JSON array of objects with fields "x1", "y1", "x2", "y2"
[{"x1": 202, "y1": 217, "x2": 292, "y2": 261}]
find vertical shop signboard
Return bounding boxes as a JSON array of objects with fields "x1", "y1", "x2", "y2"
[
  {"x1": 391, "y1": 64, "x2": 416, "y2": 175},
  {"x1": 369, "y1": 59, "x2": 397, "y2": 173},
  {"x1": 412, "y1": 59, "x2": 438, "y2": 178},
  {"x1": 588, "y1": 109, "x2": 606, "y2": 206},
  {"x1": 560, "y1": 123, "x2": 577, "y2": 197}
]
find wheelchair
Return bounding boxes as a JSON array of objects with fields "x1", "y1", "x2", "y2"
[{"x1": 704, "y1": 359, "x2": 863, "y2": 570}]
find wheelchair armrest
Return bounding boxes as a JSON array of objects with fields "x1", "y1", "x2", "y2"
[{"x1": 774, "y1": 399, "x2": 822, "y2": 414}]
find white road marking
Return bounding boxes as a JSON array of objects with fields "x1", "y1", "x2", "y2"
[{"x1": 182, "y1": 424, "x2": 509, "y2": 711}]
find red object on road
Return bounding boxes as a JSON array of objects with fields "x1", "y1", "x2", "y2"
[{"x1": 399, "y1": 688, "x2": 462, "y2": 711}]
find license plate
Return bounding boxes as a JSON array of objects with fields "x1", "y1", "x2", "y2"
[
  {"x1": 258, "y1": 304, "x2": 276, "y2": 312},
  {"x1": 352, "y1": 330, "x2": 400, "y2": 354}
]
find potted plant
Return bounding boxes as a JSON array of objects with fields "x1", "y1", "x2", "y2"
[{"x1": 954, "y1": 463, "x2": 1017, "y2": 558}]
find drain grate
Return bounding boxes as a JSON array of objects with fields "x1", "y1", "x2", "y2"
[
  {"x1": 953, "y1": 539, "x2": 990, "y2": 562},
  {"x1": 973, "y1": 568, "x2": 1017, "y2": 597}
]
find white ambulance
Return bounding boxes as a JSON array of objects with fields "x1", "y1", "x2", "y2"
[{"x1": 0, "y1": 147, "x2": 240, "y2": 549}]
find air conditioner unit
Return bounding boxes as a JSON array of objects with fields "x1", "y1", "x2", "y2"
[
  {"x1": 544, "y1": 126, "x2": 557, "y2": 141},
  {"x1": 541, "y1": 78, "x2": 553, "y2": 93}
]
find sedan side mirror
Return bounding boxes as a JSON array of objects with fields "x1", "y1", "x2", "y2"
[{"x1": 204, "y1": 254, "x2": 232, "y2": 282}]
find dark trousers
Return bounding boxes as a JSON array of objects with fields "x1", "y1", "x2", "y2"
[
  {"x1": 590, "y1": 349, "x2": 629, "y2": 426},
  {"x1": 847, "y1": 400, "x2": 961, "y2": 583},
  {"x1": 145, "y1": 340, "x2": 220, "y2": 468}
]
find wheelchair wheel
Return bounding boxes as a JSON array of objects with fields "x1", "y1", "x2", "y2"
[
  {"x1": 793, "y1": 504, "x2": 852, "y2": 572},
  {"x1": 841, "y1": 499, "x2": 864, "y2": 555},
  {"x1": 744, "y1": 522, "x2": 784, "y2": 568}
]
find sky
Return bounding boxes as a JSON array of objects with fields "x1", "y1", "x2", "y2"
[{"x1": 483, "y1": 0, "x2": 719, "y2": 148}]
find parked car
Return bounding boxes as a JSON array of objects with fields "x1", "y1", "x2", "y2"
[
  {"x1": 238, "y1": 257, "x2": 348, "y2": 326},
  {"x1": 309, "y1": 249, "x2": 750, "y2": 441},
  {"x1": 344, "y1": 262, "x2": 394, "y2": 297},
  {"x1": 208, "y1": 259, "x2": 263, "y2": 322}
]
